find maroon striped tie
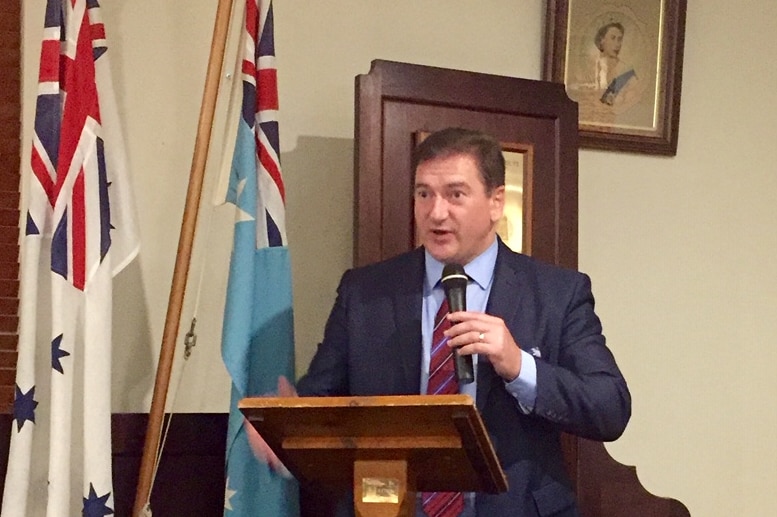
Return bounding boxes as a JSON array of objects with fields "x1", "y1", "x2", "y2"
[{"x1": 422, "y1": 299, "x2": 464, "y2": 517}]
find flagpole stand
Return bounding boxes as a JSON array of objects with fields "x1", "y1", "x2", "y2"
[{"x1": 240, "y1": 394, "x2": 507, "y2": 517}]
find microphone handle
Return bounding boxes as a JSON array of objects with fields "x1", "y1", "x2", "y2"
[
  {"x1": 454, "y1": 350, "x2": 474, "y2": 385},
  {"x1": 446, "y1": 287, "x2": 474, "y2": 385},
  {"x1": 446, "y1": 288, "x2": 466, "y2": 313}
]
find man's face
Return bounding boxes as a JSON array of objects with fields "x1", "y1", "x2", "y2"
[
  {"x1": 413, "y1": 153, "x2": 504, "y2": 265},
  {"x1": 601, "y1": 27, "x2": 623, "y2": 58}
]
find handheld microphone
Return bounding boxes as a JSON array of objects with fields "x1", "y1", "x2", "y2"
[{"x1": 441, "y1": 263, "x2": 474, "y2": 385}]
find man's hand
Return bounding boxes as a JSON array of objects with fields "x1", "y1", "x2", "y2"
[
  {"x1": 444, "y1": 311, "x2": 523, "y2": 382},
  {"x1": 275, "y1": 374, "x2": 298, "y2": 397},
  {"x1": 244, "y1": 375, "x2": 298, "y2": 478}
]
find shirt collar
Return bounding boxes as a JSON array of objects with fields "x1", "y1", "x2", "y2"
[{"x1": 424, "y1": 237, "x2": 498, "y2": 293}]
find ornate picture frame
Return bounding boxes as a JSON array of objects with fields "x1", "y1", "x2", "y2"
[{"x1": 543, "y1": 0, "x2": 687, "y2": 155}]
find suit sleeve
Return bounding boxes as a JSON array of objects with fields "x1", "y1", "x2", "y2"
[
  {"x1": 295, "y1": 270, "x2": 354, "y2": 397},
  {"x1": 532, "y1": 273, "x2": 631, "y2": 441}
]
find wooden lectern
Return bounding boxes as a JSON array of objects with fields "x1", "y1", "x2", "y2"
[{"x1": 240, "y1": 394, "x2": 507, "y2": 517}]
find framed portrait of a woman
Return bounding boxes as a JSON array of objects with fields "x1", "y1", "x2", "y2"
[{"x1": 543, "y1": 0, "x2": 687, "y2": 155}]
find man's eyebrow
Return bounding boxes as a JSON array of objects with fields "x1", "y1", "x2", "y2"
[{"x1": 413, "y1": 180, "x2": 472, "y2": 191}]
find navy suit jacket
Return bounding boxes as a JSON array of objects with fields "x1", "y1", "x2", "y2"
[{"x1": 296, "y1": 241, "x2": 631, "y2": 516}]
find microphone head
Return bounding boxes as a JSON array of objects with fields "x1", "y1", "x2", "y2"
[
  {"x1": 441, "y1": 263, "x2": 468, "y2": 312},
  {"x1": 441, "y1": 263, "x2": 468, "y2": 289}
]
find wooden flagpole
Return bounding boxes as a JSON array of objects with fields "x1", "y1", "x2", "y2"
[{"x1": 132, "y1": 0, "x2": 234, "y2": 514}]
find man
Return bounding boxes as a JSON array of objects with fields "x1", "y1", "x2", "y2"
[{"x1": 294, "y1": 127, "x2": 631, "y2": 516}]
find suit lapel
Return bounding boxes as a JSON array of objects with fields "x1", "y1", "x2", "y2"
[
  {"x1": 477, "y1": 242, "x2": 526, "y2": 409},
  {"x1": 485, "y1": 242, "x2": 525, "y2": 323},
  {"x1": 391, "y1": 248, "x2": 425, "y2": 393}
]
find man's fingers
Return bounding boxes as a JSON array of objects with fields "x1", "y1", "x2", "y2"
[
  {"x1": 277, "y1": 375, "x2": 298, "y2": 397},
  {"x1": 244, "y1": 417, "x2": 272, "y2": 459},
  {"x1": 243, "y1": 417, "x2": 294, "y2": 478}
]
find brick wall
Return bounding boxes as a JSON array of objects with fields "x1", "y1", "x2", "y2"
[{"x1": 0, "y1": 0, "x2": 21, "y2": 414}]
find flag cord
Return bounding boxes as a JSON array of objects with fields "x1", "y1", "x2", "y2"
[
  {"x1": 143, "y1": 205, "x2": 216, "y2": 509},
  {"x1": 186, "y1": 189, "x2": 222, "y2": 344},
  {"x1": 143, "y1": 360, "x2": 187, "y2": 515},
  {"x1": 141, "y1": 161, "x2": 222, "y2": 511}
]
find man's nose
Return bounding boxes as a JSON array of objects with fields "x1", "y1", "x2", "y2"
[{"x1": 429, "y1": 196, "x2": 449, "y2": 220}]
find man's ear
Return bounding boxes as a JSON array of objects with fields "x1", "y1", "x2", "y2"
[{"x1": 490, "y1": 185, "x2": 506, "y2": 222}]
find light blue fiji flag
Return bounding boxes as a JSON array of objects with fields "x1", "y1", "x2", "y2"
[{"x1": 221, "y1": 1, "x2": 299, "y2": 515}]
